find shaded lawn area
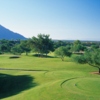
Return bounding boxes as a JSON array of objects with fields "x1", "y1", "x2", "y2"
[
  {"x1": 0, "y1": 73, "x2": 37, "y2": 99},
  {"x1": 32, "y1": 54, "x2": 56, "y2": 58}
]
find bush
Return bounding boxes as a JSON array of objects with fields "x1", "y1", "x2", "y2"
[
  {"x1": 73, "y1": 55, "x2": 86, "y2": 64},
  {"x1": 0, "y1": 52, "x2": 3, "y2": 55}
]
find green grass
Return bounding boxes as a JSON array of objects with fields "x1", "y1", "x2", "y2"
[{"x1": 0, "y1": 54, "x2": 99, "y2": 100}]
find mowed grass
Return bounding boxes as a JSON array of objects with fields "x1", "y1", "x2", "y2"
[{"x1": 0, "y1": 54, "x2": 100, "y2": 100}]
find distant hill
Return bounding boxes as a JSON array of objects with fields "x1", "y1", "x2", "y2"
[{"x1": 0, "y1": 25, "x2": 26, "y2": 40}]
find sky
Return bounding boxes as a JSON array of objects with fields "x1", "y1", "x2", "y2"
[{"x1": 0, "y1": 0, "x2": 100, "y2": 40}]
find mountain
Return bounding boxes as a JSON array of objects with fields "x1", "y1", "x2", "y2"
[{"x1": 0, "y1": 25, "x2": 26, "y2": 40}]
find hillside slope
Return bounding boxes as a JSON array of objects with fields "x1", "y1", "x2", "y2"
[{"x1": 0, "y1": 25, "x2": 26, "y2": 40}]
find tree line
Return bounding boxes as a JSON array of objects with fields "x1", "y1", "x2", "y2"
[
  {"x1": 0, "y1": 34, "x2": 100, "y2": 56},
  {"x1": 0, "y1": 34, "x2": 100, "y2": 73}
]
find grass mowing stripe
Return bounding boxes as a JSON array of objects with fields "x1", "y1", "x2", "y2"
[{"x1": 0, "y1": 54, "x2": 100, "y2": 100}]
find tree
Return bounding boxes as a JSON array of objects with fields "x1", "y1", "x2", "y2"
[
  {"x1": 11, "y1": 44, "x2": 23, "y2": 55},
  {"x1": 54, "y1": 40, "x2": 67, "y2": 49},
  {"x1": 0, "y1": 44, "x2": 8, "y2": 53},
  {"x1": 0, "y1": 39, "x2": 11, "y2": 53},
  {"x1": 73, "y1": 48, "x2": 100, "y2": 73},
  {"x1": 54, "y1": 46, "x2": 72, "y2": 61},
  {"x1": 19, "y1": 40, "x2": 31, "y2": 55},
  {"x1": 71, "y1": 40, "x2": 85, "y2": 53},
  {"x1": 30, "y1": 34, "x2": 54, "y2": 57},
  {"x1": 0, "y1": 39, "x2": 21, "y2": 53},
  {"x1": 91, "y1": 44, "x2": 99, "y2": 49}
]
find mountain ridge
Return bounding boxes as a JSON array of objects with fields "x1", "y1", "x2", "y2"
[{"x1": 0, "y1": 25, "x2": 26, "y2": 40}]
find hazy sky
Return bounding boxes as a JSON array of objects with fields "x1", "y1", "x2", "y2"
[{"x1": 0, "y1": 0, "x2": 100, "y2": 40}]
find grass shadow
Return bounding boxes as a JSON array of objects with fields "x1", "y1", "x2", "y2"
[
  {"x1": 32, "y1": 54, "x2": 56, "y2": 58},
  {"x1": 0, "y1": 73, "x2": 37, "y2": 99}
]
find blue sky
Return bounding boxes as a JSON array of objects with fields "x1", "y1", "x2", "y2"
[{"x1": 0, "y1": 0, "x2": 100, "y2": 40}]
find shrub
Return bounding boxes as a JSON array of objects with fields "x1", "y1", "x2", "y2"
[
  {"x1": 0, "y1": 52, "x2": 3, "y2": 54},
  {"x1": 73, "y1": 55, "x2": 86, "y2": 64}
]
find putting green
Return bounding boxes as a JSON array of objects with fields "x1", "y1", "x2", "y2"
[{"x1": 61, "y1": 77, "x2": 100, "y2": 95}]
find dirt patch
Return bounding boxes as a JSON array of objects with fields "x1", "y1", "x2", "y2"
[{"x1": 91, "y1": 71, "x2": 100, "y2": 75}]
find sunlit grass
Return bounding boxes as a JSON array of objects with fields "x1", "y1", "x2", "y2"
[{"x1": 0, "y1": 53, "x2": 99, "y2": 100}]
